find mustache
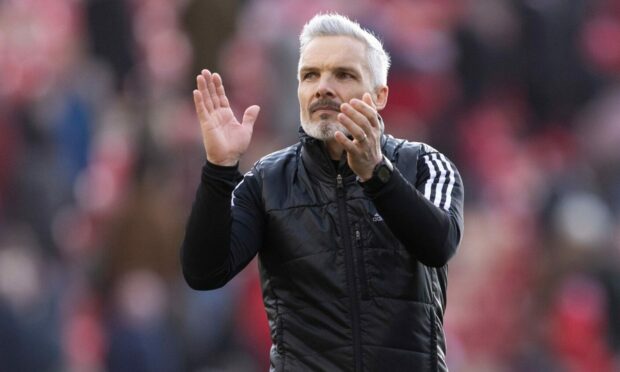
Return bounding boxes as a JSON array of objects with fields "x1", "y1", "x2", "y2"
[{"x1": 309, "y1": 99, "x2": 341, "y2": 113}]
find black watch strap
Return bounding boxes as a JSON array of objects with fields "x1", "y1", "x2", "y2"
[{"x1": 360, "y1": 156, "x2": 393, "y2": 191}]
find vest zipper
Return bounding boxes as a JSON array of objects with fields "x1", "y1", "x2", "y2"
[
  {"x1": 336, "y1": 173, "x2": 363, "y2": 372},
  {"x1": 354, "y1": 226, "x2": 370, "y2": 301}
]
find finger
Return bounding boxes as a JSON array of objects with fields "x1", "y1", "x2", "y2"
[
  {"x1": 212, "y1": 73, "x2": 230, "y2": 108},
  {"x1": 202, "y1": 69, "x2": 221, "y2": 109},
  {"x1": 193, "y1": 89, "x2": 209, "y2": 123},
  {"x1": 337, "y1": 112, "x2": 368, "y2": 143},
  {"x1": 197, "y1": 73, "x2": 214, "y2": 112},
  {"x1": 242, "y1": 105, "x2": 261, "y2": 128},
  {"x1": 334, "y1": 131, "x2": 359, "y2": 154},
  {"x1": 340, "y1": 102, "x2": 373, "y2": 137},
  {"x1": 350, "y1": 96, "x2": 380, "y2": 129},
  {"x1": 362, "y1": 92, "x2": 376, "y2": 109}
]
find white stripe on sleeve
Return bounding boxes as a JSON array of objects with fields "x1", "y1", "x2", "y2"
[
  {"x1": 439, "y1": 154, "x2": 455, "y2": 210},
  {"x1": 431, "y1": 153, "x2": 447, "y2": 208},
  {"x1": 422, "y1": 153, "x2": 456, "y2": 211},
  {"x1": 423, "y1": 155, "x2": 437, "y2": 201}
]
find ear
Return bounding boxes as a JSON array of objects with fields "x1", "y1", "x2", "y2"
[{"x1": 374, "y1": 85, "x2": 389, "y2": 111}]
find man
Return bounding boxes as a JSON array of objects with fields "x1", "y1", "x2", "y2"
[{"x1": 181, "y1": 13, "x2": 464, "y2": 371}]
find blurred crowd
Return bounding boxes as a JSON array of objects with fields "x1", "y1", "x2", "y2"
[{"x1": 1, "y1": 0, "x2": 619, "y2": 371}]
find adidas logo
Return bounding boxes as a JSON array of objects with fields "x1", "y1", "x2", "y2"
[{"x1": 372, "y1": 213, "x2": 383, "y2": 222}]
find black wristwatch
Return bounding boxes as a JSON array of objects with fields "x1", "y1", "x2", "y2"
[{"x1": 360, "y1": 155, "x2": 394, "y2": 190}]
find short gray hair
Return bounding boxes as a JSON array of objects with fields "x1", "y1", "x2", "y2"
[{"x1": 298, "y1": 13, "x2": 391, "y2": 88}]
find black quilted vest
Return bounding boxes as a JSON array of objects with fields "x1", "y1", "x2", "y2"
[{"x1": 253, "y1": 133, "x2": 449, "y2": 371}]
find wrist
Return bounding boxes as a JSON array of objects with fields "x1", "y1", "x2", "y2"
[
  {"x1": 359, "y1": 155, "x2": 394, "y2": 190},
  {"x1": 357, "y1": 157, "x2": 383, "y2": 182},
  {"x1": 207, "y1": 155, "x2": 240, "y2": 167}
]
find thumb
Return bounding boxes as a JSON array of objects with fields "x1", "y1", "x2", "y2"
[
  {"x1": 363, "y1": 93, "x2": 376, "y2": 109},
  {"x1": 242, "y1": 105, "x2": 261, "y2": 127}
]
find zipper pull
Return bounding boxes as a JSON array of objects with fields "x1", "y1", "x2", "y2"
[
  {"x1": 336, "y1": 174, "x2": 343, "y2": 189},
  {"x1": 355, "y1": 229, "x2": 361, "y2": 241}
]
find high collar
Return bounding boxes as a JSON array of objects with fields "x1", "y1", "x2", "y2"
[
  {"x1": 299, "y1": 127, "x2": 353, "y2": 184},
  {"x1": 298, "y1": 127, "x2": 388, "y2": 185}
]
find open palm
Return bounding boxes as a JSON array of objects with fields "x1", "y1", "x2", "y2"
[{"x1": 193, "y1": 69, "x2": 260, "y2": 166}]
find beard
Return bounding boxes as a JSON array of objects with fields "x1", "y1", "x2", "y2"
[{"x1": 301, "y1": 115, "x2": 351, "y2": 141}]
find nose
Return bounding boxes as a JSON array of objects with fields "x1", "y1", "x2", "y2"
[{"x1": 315, "y1": 75, "x2": 335, "y2": 99}]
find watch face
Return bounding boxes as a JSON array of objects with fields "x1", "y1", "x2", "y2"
[{"x1": 377, "y1": 166, "x2": 391, "y2": 183}]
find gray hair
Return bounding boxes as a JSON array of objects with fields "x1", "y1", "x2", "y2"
[{"x1": 298, "y1": 13, "x2": 391, "y2": 88}]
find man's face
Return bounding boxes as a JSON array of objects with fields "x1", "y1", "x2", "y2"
[{"x1": 298, "y1": 36, "x2": 376, "y2": 140}]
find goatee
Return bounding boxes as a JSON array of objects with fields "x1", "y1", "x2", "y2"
[{"x1": 301, "y1": 120, "x2": 350, "y2": 141}]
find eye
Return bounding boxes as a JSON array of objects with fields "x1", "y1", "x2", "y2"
[
  {"x1": 302, "y1": 71, "x2": 318, "y2": 80},
  {"x1": 336, "y1": 71, "x2": 355, "y2": 80}
]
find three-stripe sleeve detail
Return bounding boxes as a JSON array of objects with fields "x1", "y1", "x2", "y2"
[{"x1": 422, "y1": 153, "x2": 456, "y2": 210}]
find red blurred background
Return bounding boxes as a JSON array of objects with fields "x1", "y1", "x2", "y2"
[{"x1": 1, "y1": 0, "x2": 619, "y2": 371}]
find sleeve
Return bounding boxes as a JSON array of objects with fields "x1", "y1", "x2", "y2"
[
  {"x1": 362, "y1": 149, "x2": 464, "y2": 267},
  {"x1": 180, "y1": 161, "x2": 265, "y2": 290}
]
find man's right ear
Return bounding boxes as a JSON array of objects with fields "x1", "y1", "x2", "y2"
[{"x1": 374, "y1": 85, "x2": 389, "y2": 110}]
